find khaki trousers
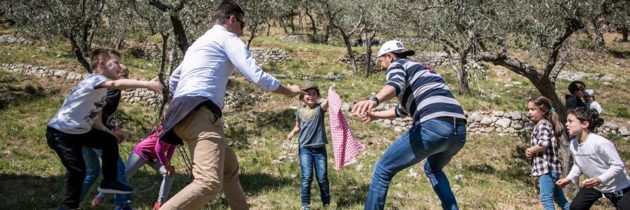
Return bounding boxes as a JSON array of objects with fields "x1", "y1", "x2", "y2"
[{"x1": 161, "y1": 107, "x2": 248, "y2": 210}]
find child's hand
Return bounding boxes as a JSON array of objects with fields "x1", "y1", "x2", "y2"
[
  {"x1": 287, "y1": 132, "x2": 295, "y2": 140},
  {"x1": 162, "y1": 164, "x2": 175, "y2": 176},
  {"x1": 147, "y1": 81, "x2": 164, "y2": 92},
  {"x1": 582, "y1": 178, "x2": 602, "y2": 188},
  {"x1": 525, "y1": 147, "x2": 533, "y2": 159},
  {"x1": 556, "y1": 178, "x2": 570, "y2": 188}
]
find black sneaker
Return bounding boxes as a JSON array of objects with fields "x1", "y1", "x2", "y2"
[{"x1": 97, "y1": 181, "x2": 133, "y2": 194}]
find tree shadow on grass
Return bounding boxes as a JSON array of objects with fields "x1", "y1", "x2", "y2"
[
  {"x1": 226, "y1": 108, "x2": 296, "y2": 150},
  {"x1": 239, "y1": 172, "x2": 293, "y2": 196},
  {"x1": 0, "y1": 74, "x2": 54, "y2": 110},
  {"x1": 334, "y1": 178, "x2": 370, "y2": 208},
  {"x1": 495, "y1": 144, "x2": 536, "y2": 187},
  {"x1": 0, "y1": 173, "x2": 64, "y2": 209}
]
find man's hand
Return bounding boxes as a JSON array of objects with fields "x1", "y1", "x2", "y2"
[
  {"x1": 582, "y1": 178, "x2": 602, "y2": 188},
  {"x1": 286, "y1": 84, "x2": 304, "y2": 97},
  {"x1": 556, "y1": 178, "x2": 571, "y2": 188},
  {"x1": 352, "y1": 100, "x2": 377, "y2": 118}
]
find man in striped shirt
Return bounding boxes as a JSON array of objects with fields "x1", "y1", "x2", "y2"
[{"x1": 352, "y1": 40, "x2": 467, "y2": 210}]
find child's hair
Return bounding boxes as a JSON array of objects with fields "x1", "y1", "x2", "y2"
[
  {"x1": 568, "y1": 107, "x2": 605, "y2": 131},
  {"x1": 568, "y1": 80, "x2": 586, "y2": 94},
  {"x1": 90, "y1": 48, "x2": 121, "y2": 71},
  {"x1": 528, "y1": 96, "x2": 564, "y2": 138}
]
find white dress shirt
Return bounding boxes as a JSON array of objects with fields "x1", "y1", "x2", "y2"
[{"x1": 169, "y1": 25, "x2": 280, "y2": 109}]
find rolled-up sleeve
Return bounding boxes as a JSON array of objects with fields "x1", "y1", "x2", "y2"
[{"x1": 225, "y1": 35, "x2": 280, "y2": 91}]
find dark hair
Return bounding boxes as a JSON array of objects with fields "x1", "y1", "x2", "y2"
[
  {"x1": 568, "y1": 107, "x2": 605, "y2": 131},
  {"x1": 568, "y1": 80, "x2": 586, "y2": 94},
  {"x1": 392, "y1": 52, "x2": 409, "y2": 59},
  {"x1": 90, "y1": 48, "x2": 121, "y2": 71},
  {"x1": 213, "y1": 0, "x2": 244, "y2": 25},
  {"x1": 528, "y1": 96, "x2": 563, "y2": 138}
]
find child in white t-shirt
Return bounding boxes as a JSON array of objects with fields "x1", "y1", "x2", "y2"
[
  {"x1": 46, "y1": 48, "x2": 162, "y2": 210},
  {"x1": 556, "y1": 108, "x2": 630, "y2": 210}
]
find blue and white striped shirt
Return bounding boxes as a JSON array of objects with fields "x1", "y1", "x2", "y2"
[{"x1": 386, "y1": 59, "x2": 465, "y2": 124}]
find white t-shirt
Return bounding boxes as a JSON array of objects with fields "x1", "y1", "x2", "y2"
[
  {"x1": 566, "y1": 133, "x2": 630, "y2": 193},
  {"x1": 588, "y1": 101, "x2": 603, "y2": 114},
  {"x1": 48, "y1": 75, "x2": 109, "y2": 134}
]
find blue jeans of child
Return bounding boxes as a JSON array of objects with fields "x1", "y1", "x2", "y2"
[
  {"x1": 365, "y1": 118, "x2": 466, "y2": 210},
  {"x1": 539, "y1": 172, "x2": 569, "y2": 210},
  {"x1": 299, "y1": 146, "x2": 331, "y2": 207},
  {"x1": 80, "y1": 147, "x2": 131, "y2": 209}
]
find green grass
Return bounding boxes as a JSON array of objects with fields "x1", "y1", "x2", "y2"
[{"x1": 1, "y1": 29, "x2": 629, "y2": 209}]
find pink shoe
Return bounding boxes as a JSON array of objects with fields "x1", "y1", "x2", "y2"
[
  {"x1": 90, "y1": 197, "x2": 103, "y2": 207},
  {"x1": 153, "y1": 202, "x2": 160, "y2": 210}
]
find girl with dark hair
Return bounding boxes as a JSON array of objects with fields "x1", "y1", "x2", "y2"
[
  {"x1": 525, "y1": 96, "x2": 569, "y2": 210},
  {"x1": 556, "y1": 108, "x2": 630, "y2": 210}
]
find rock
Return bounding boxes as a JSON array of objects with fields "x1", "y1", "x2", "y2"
[
  {"x1": 480, "y1": 117, "x2": 493, "y2": 125},
  {"x1": 469, "y1": 112, "x2": 482, "y2": 122},
  {"x1": 620, "y1": 127, "x2": 629, "y2": 136},
  {"x1": 509, "y1": 112, "x2": 522, "y2": 120},
  {"x1": 494, "y1": 111, "x2": 505, "y2": 117},
  {"x1": 604, "y1": 122, "x2": 619, "y2": 130},
  {"x1": 496, "y1": 118, "x2": 511, "y2": 128}
]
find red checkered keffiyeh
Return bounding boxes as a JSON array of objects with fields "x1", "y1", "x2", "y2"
[{"x1": 327, "y1": 89, "x2": 365, "y2": 170}]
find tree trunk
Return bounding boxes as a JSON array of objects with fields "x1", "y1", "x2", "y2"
[
  {"x1": 622, "y1": 26, "x2": 628, "y2": 42},
  {"x1": 456, "y1": 57, "x2": 470, "y2": 95},
  {"x1": 170, "y1": 15, "x2": 189, "y2": 53},
  {"x1": 305, "y1": 8, "x2": 318, "y2": 41},
  {"x1": 266, "y1": 20, "x2": 272, "y2": 36},
  {"x1": 364, "y1": 32, "x2": 375, "y2": 77},
  {"x1": 247, "y1": 20, "x2": 259, "y2": 50},
  {"x1": 591, "y1": 19, "x2": 606, "y2": 49},
  {"x1": 158, "y1": 33, "x2": 169, "y2": 120},
  {"x1": 338, "y1": 29, "x2": 357, "y2": 76},
  {"x1": 68, "y1": 34, "x2": 91, "y2": 73}
]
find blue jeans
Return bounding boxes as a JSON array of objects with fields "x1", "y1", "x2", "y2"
[
  {"x1": 365, "y1": 119, "x2": 466, "y2": 210},
  {"x1": 80, "y1": 147, "x2": 131, "y2": 208},
  {"x1": 299, "y1": 147, "x2": 331, "y2": 207},
  {"x1": 539, "y1": 172, "x2": 569, "y2": 210}
]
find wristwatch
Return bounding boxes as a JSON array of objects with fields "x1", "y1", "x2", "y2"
[{"x1": 368, "y1": 95, "x2": 380, "y2": 106}]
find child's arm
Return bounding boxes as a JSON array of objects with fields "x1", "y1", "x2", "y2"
[
  {"x1": 93, "y1": 112, "x2": 122, "y2": 142},
  {"x1": 557, "y1": 163, "x2": 583, "y2": 187},
  {"x1": 287, "y1": 121, "x2": 300, "y2": 140},
  {"x1": 587, "y1": 140, "x2": 626, "y2": 188},
  {"x1": 321, "y1": 99, "x2": 329, "y2": 112},
  {"x1": 526, "y1": 124, "x2": 553, "y2": 158},
  {"x1": 525, "y1": 145, "x2": 545, "y2": 159},
  {"x1": 97, "y1": 79, "x2": 163, "y2": 92}
]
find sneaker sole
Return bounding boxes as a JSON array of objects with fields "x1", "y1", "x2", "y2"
[{"x1": 97, "y1": 187, "x2": 133, "y2": 194}]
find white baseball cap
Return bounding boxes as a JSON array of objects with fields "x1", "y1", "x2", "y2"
[
  {"x1": 584, "y1": 89, "x2": 596, "y2": 96},
  {"x1": 377, "y1": 40, "x2": 415, "y2": 57}
]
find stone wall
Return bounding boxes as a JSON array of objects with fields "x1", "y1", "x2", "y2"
[
  {"x1": 372, "y1": 103, "x2": 630, "y2": 140},
  {"x1": 2, "y1": 62, "x2": 629, "y2": 139},
  {"x1": 0, "y1": 62, "x2": 162, "y2": 106}
]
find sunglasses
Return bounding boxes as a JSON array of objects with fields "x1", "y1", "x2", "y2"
[{"x1": 234, "y1": 15, "x2": 246, "y2": 29}]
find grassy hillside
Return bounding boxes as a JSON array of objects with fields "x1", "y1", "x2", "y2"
[{"x1": 1, "y1": 28, "x2": 629, "y2": 209}]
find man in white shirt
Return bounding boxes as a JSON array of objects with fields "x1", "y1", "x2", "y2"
[{"x1": 159, "y1": 1, "x2": 302, "y2": 209}]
